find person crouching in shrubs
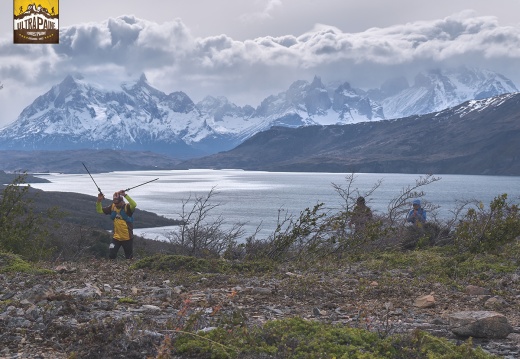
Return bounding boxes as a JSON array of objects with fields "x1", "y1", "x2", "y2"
[{"x1": 407, "y1": 199, "x2": 426, "y2": 227}]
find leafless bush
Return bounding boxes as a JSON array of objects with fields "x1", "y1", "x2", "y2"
[
  {"x1": 166, "y1": 187, "x2": 245, "y2": 258},
  {"x1": 249, "y1": 173, "x2": 450, "y2": 263},
  {"x1": 386, "y1": 174, "x2": 441, "y2": 226}
]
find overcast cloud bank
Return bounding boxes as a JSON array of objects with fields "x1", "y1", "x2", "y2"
[{"x1": 1, "y1": 10, "x2": 519, "y2": 128}]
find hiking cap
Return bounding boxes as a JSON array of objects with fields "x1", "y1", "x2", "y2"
[{"x1": 412, "y1": 199, "x2": 421, "y2": 205}]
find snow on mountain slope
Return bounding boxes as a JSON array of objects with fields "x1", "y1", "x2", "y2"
[
  {"x1": 248, "y1": 76, "x2": 384, "y2": 130},
  {"x1": 0, "y1": 66, "x2": 517, "y2": 157},
  {"x1": 379, "y1": 67, "x2": 518, "y2": 119}
]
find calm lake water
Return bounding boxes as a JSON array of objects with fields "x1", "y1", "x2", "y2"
[{"x1": 29, "y1": 170, "x2": 520, "y2": 241}]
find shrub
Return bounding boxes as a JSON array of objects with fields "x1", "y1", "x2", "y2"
[
  {"x1": 246, "y1": 174, "x2": 444, "y2": 264},
  {"x1": 261, "y1": 203, "x2": 329, "y2": 263},
  {"x1": 170, "y1": 317, "x2": 497, "y2": 358},
  {"x1": 118, "y1": 297, "x2": 138, "y2": 304},
  {"x1": 131, "y1": 253, "x2": 276, "y2": 275},
  {"x1": 0, "y1": 173, "x2": 59, "y2": 261},
  {"x1": 0, "y1": 251, "x2": 51, "y2": 273},
  {"x1": 166, "y1": 187, "x2": 245, "y2": 258},
  {"x1": 454, "y1": 194, "x2": 520, "y2": 253}
]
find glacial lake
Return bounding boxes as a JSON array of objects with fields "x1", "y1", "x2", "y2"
[{"x1": 28, "y1": 169, "x2": 520, "y2": 241}]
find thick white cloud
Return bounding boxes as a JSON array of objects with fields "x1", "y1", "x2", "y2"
[{"x1": 1, "y1": 10, "x2": 520, "y2": 127}]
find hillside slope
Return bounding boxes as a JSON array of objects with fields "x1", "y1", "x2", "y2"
[{"x1": 175, "y1": 93, "x2": 520, "y2": 175}]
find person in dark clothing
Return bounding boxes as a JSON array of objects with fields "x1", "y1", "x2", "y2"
[
  {"x1": 96, "y1": 190, "x2": 137, "y2": 259},
  {"x1": 349, "y1": 196, "x2": 373, "y2": 231}
]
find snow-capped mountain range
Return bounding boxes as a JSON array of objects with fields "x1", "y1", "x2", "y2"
[
  {"x1": 0, "y1": 66, "x2": 517, "y2": 158},
  {"x1": 368, "y1": 67, "x2": 517, "y2": 119},
  {"x1": 176, "y1": 92, "x2": 520, "y2": 175}
]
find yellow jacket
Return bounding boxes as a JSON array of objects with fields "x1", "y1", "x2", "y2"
[{"x1": 96, "y1": 195, "x2": 137, "y2": 240}]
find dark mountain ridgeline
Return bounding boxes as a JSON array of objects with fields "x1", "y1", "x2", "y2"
[
  {"x1": 0, "y1": 67, "x2": 518, "y2": 175},
  {"x1": 0, "y1": 67, "x2": 516, "y2": 159},
  {"x1": 0, "y1": 149, "x2": 182, "y2": 174},
  {"x1": 1, "y1": 93, "x2": 519, "y2": 175},
  {"x1": 174, "y1": 93, "x2": 520, "y2": 175}
]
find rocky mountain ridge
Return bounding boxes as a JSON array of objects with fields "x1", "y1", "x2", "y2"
[
  {"x1": 0, "y1": 67, "x2": 516, "y2": 159},
  {"x1": 369, "y1": 67, "x2": 517, "y2": 119},
  {"x1": 175, "y1": 92, "x2": 520, "y2": 175},
  {"x1": 1, "y1": 91, "x2": 519, "y2": 175}
]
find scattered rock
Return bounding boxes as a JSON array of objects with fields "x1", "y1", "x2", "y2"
[
  {"x1": 384, "y1": 302, "x2": 393, "y2": 310},
  {"x1": 141, "y1": 305, "x2": 161, "y2": 312},
  {"x1": 507, "y1": 332, "x2": 520, "y2": 343},
  {"x1": 252, "y1": 287, "x2": 272, "y2": 295},
  {"x1": 484, "y1": 296, "x2": 509, "y2": 309},
  {"x1": 0, "y1": 260, "x2": 517, "y2": 358},
  {"x1": 266, "y1": 306, "x2": 284, "y2": 315},
  {"x1": 173, "y1": 285, "x2": 185, "y2": 294},
  {"x1": 54, "y1": 265, "x2": 76, "y2": 274},
  {"x1": 151, "y1": 287, "x2": 172, "y2": 301},
  {"x1": 20, "y1": 284, "x2": 54, "y2": 303},
  {"x1": 430, "y1": 317, "x2": 447, "y2": 325},
  {"x1": 449, "y1": 311, "x2": 513, "y2": 339},
  {"x1": 414, "y1": 293, "x2": 435, "y2": 308},
  {"x1": 66, "y1": 284, "x2": 102, "y2": 299},
  {"x1": 313, "y1": 307, "x2": 326, "y2": 316},
  {"x1": 465, "y1": 285, "x2": 491, "y2": 296},
  {"x1": 198, "y1": 327, "x2": 218, "y2": 333},
  {"x1": 285, "y1": 272, "x2": 303, "y2": 277},
  {"x1": 466, "y1": 285, "x2": 491, "y2": 295}
]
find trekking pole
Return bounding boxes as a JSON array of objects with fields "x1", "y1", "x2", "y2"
[
  {"x1": 82, "y1": 162, "x2": 103, "y2": 195},
  {"x1": 124, "y1": 178, "x2": 159, "y2": 192}
]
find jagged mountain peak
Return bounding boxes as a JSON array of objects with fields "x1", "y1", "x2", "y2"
[
  {"x1": 177, "y1": 92, "x2": 520, "y2": 175},
  {"x1": 138, "y1": 73, "x2": 148, "y2": 84},
  {"x1": 0, "y1": 74, "x2": 210, "y2": 156},
  {"x1": 286, "y1": 79, "x2": 309, "y2": 97},
  {"x1": 60, "y1": 73, "x2": 80, "y2": 85},
  {"x1": 20, "y1": 73, "x2": 97, "y2": 116},
  {"x1": 122, "y1": 73, "x2": 159, "y2": 94},
  {"x1": 55, "y1": 74, "x2": 88, "y2": 93},
  {"x1": 119, "y1": 75, "x2": 193, "y2": 117},
  {"x1": 377, "y1": 76, "x2": 409, "y2": 100},
  {"x1": 309, "y1": 75, "x2": 325, "y2": 90},
  {"x1": 335, "y1": 81, "x2": 354, "y2": 92},
  {"x1": 198, "y1": 95, "x2": 229, "y2": 108},
  {"x1": 0, "y1": 67, "x2": 517, "y2": 158},
  {"x1": 251, "y1": 75, "x2": 383, "y2": 125},
  {"x1": 379, "y1": 66, "x2": 518, "y2": 119}
]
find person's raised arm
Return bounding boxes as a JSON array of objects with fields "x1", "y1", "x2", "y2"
[
  {"x1": 119, "y1": 190, "x2": 136, "y2": 210},
  {"x1": 96, "y1": 193, "x2": 104, "y2": 214}
]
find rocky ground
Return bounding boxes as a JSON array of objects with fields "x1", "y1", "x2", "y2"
[{"x1": 1, "y1": 259, "x2": 519, "y2": 358}]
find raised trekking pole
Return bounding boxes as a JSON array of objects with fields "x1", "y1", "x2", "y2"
[
  {"x1": 124, "y1": 178, "x2": 159, "y2": 192},
  {"x1": 82, "y1": 162, "x2": 103, "y2": 195}
]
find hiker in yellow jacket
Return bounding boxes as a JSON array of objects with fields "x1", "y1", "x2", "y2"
[{"x1": 96, "y1": 190, "x2": 137, "y2": 259}]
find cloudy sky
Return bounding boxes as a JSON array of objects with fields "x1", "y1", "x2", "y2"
[{"x1": 1, "y1": 0, "x2": 520, "y2": 128}]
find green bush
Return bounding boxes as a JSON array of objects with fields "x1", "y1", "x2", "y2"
[
  {"x1": 0, "y1": 251, "x2": 52, "y2": 273},
  {"x1": 132, "y1": 253, "x2": 276, "y2": 275},
  {"x1": 0, "y1": 173, "x2": 59, "y2": 261},
  {"x1": 454, "y1": 194, "x2": 520, "y2": 253},
  {"x1": 170, "y1": 317, "x2": 497, "y2": 358}
]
